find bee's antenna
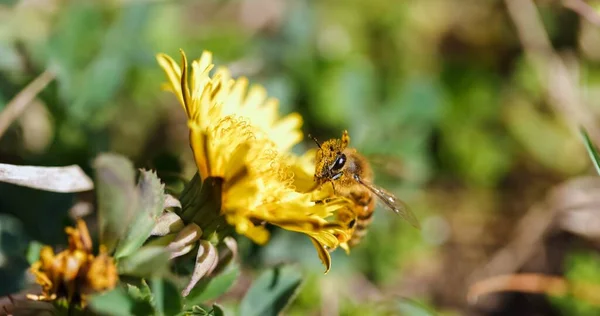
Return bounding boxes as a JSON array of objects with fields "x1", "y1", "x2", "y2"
[{"x1": 308, "y1": 134, "x2": 322, "y2": 149}]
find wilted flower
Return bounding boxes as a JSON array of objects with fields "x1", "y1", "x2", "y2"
[
  {"x1": 156, "y1": 50, "x2": 353, "y2": 275},
  {"x1": 27, "y1": 219, "x2": 118, "y2": 307}
]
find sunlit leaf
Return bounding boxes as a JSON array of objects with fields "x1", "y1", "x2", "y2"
[{"x1": 239, "y1": 265, "x2": 303, "y2": 316}]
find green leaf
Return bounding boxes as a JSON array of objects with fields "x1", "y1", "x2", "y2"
[
  {"x1": 396, "y1": 298, "x2": 437, "y2": 316},
  {"x1": 118, "y1": 245, "x2": 170, "y2": 277},
  {"x1": 115, "y1": 169, "x2": 166, "y2": 258},
  {"x1": 551, "y1": 251, "x2": 600, "y2": 314},
  {"x1": 94, "y1": 153, "x2": 138, "y2": 253},
  {"x1": 185, "y1": 263, "x2": 240, "y2": 305},
  {"x1": 89, "y1": 287, "x2": 135, "y2": 316},
  {"x1": 0, "y1": 214, "x2": 30, "y2": 295},
  {"x1": 50, "y1": 3, "x2": 151, "y2": 124},
  {"x1": 239, "y1": 266, "x2": 304, "y2": 316},
  {"x1": 126, "y1": 280, "x2": 152, "y2": 303},
  {"x1": 26, "y1": 240, "x2": 44, "y2": 265},
  {"x1": 190, "y1": 305, "x2": 209, "y2": 316},
  {"x1": 90, "y1": 285, "x2": 155, "y2": 316},
  {"x1": 152, "y1": 277, "x2": 183, "y2": 316},
  {"x1": 212, "y1": 303, "x2": 225, "y2": 316},
  {"x1": 581, "y1": 127, "x2": 600, "y2": 175}
]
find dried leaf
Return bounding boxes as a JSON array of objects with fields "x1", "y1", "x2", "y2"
[
  {"x1": 151, "y1": 212, "x2": 185, "y2": 237},
  {"x1": 164, "y1": 194, "x2": 182, "y2": 209},
  {"x1": 182, "y1": 240, "x2": 218, "y2": 297},
  {"x1": 167, "y1": 223, "x2": 202, "y2": 252},
  {"x1": 0, "y1": 163, "x2": 93, "y2": 193}
]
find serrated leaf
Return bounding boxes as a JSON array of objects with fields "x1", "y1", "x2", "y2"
[
  {"x1": 152, "y1": 277, "x2": 183, "y2": 316},
  {"x1": 126, "y1": 280, "x2": 152, "y2": 303},
  {"x1": 94, "y1": 153, "x2": 138, "y2": 253},
  {"x1": 239, "y1": 266, "x2": 303, "y2": 316},
  {"x1": 118, "y1": 245, "x2": 170, "y2": 277},
  {"x1": 115, "y1": 169, "x2": 166, "y2": 258},
  {"x1": 185, "y1": 263, "x2": 240, "y2": 305},
  {"x1": 0, "y1": 163, "x2": 93, "y2": 193},
  {"x1": 581, "y1": 128, "x2": 600, "y2": 176}
]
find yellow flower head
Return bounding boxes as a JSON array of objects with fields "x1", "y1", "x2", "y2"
[
  {"x1": 27, "y1": 219, "x2": 118, "y2": 306},
  {"x1": 157, "y1": 50, "x2": 354, "y2": 272}
]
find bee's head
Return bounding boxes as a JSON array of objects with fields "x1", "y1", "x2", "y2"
[{"x1": 310, "y1": 130, "x2": 350, "y2": 185}]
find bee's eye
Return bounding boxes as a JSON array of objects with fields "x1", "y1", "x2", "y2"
[{"x1": 332, "y1": 154, "x2": 346, "y2": 170}]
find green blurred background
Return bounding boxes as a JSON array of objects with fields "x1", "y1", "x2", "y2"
[{"x1": 2, "y1": 0, "x2": 600, "y2": 315}]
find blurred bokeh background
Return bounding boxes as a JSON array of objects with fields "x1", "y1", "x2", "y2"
[{"x1": 2, "y1": 0, "x2": 600, "y2": 315}]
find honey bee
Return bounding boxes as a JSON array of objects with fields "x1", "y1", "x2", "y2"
[{"x1": 310, "y1": 130, "x2": 420, "y2": 247}]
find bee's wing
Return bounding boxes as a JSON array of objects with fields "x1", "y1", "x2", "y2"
[{"x1": 355, "y1": 176, "x2": 420, "y2": 229}]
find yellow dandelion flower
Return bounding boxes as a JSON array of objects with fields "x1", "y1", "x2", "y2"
[
  {"x1": 27, "y1": 219, "x2": 118, "y2": 306},
  {"x1": 157, "y1": 50, "x2": 353, "y2": 272}
]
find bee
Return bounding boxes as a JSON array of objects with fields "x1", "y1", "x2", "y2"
[{"x1": 310, "y1": 130, "x2": 420, "y2": 247}]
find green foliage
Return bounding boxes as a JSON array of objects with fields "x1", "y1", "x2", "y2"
[
  {"x1": 152, "y1": 277, "x2": 183, "y2": 316},
  {"x1": 0, "y1": 214, "x2": 30, "y2": 296},
  {"x1": 89, "y1": 279, "x2": 183, "y2": 316},
  {"x1": 550, "y1": 252, "x2": 600, "y2": 315},
  {"x1": 239, "y1": 265, "x2": 304, "y2": 316},
  {"x1": 396, "y1": 298, "x2": 438, "y2": 316},
  {"x1": 185, "y1": 263, "x2": 241, "y2": 305},
  {"x1": 182, "y1": 304, "x2": 226, "y2": 316},
  {"x1": 117, "y1": 246, "x2": 170, "y2": 277},
  {"x1": 581, "y1": 128, "x2": 600, "y2": 175},
  {"x1": 90, "y1": 286, "x2": 154, "y2": 316},
  {"x1": 25, "y1": 240, "x2": 43, "y2": 265},
  {"x1": 48, "y1": 3, "x2": 151, "y2": 125}
]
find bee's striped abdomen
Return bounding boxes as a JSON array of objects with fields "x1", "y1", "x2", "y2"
[{"x1": 348, "y1": 191, "x2": 375, "y2": 247}]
